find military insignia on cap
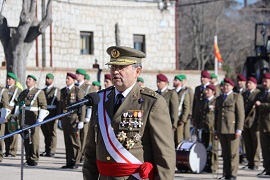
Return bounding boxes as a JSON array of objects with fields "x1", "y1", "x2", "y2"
[{"x1": 111, "y1": 49, "x2": 120, "y2": 58}]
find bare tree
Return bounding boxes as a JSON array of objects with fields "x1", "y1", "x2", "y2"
[{"x1": 0, "y1": 0, "x2": 52, "y2": 84}]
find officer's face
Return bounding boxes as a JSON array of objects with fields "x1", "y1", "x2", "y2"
[
  {"x1": 173, "y1": 78, "x2": 182, "y2": 88},
  {"x1": 156, "y1": 80, "x2": 167, "y2": 90},
  {"x1": 110, "y1": 64, "x2": 141, "y2": 92},
  {"x1": 45, "y1": 78, "x2": 54, "y2": 86},
  {"x1": 263, "y1": 78, "x2": 270, "y2": 89},
  {"x1": 66, "y1": 76, "x2": 75, "y2": 86},
  {"x1": 204, "y1": 88, "x2": 214, "y2": 98},
  {"x1": 76, "y1": 73, "x2": 84, "y2": 82},
  {"x1": 6, "y1": 77, "x2": 15, "y2": 86},
  {"x1": 247, "y1": 81, "x2": 256, "y2": 90},
  {"x1": 26, "y1": 77, "x2": 36, "y2": 88},
  {"x1": 201, "y1": 76, "x2": 210, "y2": 85},
  {"x1": 237, "y1": 80, "x2": 246, "y2": 88},
  {"x1": 223, "y1": 83, "x2": 233, "y2": 93},
  {"x1": 104, "y1": 79, "x2": 113, "y2": 88}
]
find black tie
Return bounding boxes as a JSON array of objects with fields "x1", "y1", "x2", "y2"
[
  {"x1": 157, "y1": 90, "x2": 161, "y2": 95},
  {"x1": 223, "y1": 94, "x2": 227, "y2": 100},
  {"x1": 265, "y1": 90, "x2": 268, "y2": 97},
  {"x1": 114, "y1": 94, "x2": 124, "y2": 114},
  {"x1": 66, "y1": 87, "x2": 70, "y2": 94}
]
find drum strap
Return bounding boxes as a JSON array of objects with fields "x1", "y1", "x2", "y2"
[{"x1": 98, "y1": 90, "x2": 151, "y2": 180}]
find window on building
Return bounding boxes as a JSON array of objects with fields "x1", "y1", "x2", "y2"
[
  {"x1": 80, "y1": 31, "x2": 94, "y2": 55},
  {"x1": 133, "y1": 34, "x2": 146, "y2": 54}
]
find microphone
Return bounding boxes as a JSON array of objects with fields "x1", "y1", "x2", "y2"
[{"x1": 66, "y1": 92, "x2": 100, "y2": 110}]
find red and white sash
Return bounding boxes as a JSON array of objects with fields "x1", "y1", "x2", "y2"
[{"x1": 98, "y1": 90, "x2": 147, "y2": 179}]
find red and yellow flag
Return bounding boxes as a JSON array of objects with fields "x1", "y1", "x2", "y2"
[{"x1": 214, "y1": 40, "x2": 223, "y2": 63}]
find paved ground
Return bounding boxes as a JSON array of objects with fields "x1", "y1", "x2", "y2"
[{"x1": 0, "y1": 128, "x2": 268, "y2": 180}]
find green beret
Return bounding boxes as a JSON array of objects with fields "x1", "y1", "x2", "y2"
[
  {"x1": 220, "y1": 80, "x2": 224, "y2": 85},
  {"x1": 46, "y1": 73, "x2": 54, "y2": 79},
  {"x1": 106, "y1": 46, "x2": 145, "y2": 66},
  {"x1": 92, "y1": 81, "x2": 101, "y2": 87},
  {"x1": 174, "y1": 74, "x2": 186, "y2": 81},
  {"x1": 137, "y1": 77, "x2": 144, "y2": 83},
  {"x1": 76, "y1": 68, "x2": 86, "y2": 76},
  {"x1": 27, "y1": 74, "x2": 37, "y2": 81},
  {"x1": 85, "y1": 74, "x2": 90, "y2": 80},
  {"x1": 210, "y1": 73, "x2": 218, "y2": 79},
  {"x1": 7, "y1": 72, "x2": 18, "y2": 81}
]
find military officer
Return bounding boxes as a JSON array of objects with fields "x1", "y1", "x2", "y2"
[
  {"x1": 0, "y1": 81, "x2": 10, "y2": 162},
  {"x1": 173, "y1": 75, "x2": 191, "y2": 146},
  {"x1": 179, "y1": 75, "x2": 193, "y2": 141},
  {"x1": 210, "y1": 73, "x2": 221, "y2": 97},
  {"x1": 235, "y1": 74, "x2": 247, "y2": 94},
  {"x1": 137, "y1": 77, "x2": 144, "y2": 87},
  {"x1": 156, "y1": 73, "x2": 179, "y2": 131},
  {"x1": 83, "y1": 46, "x2": 175, "y2": 179},
  {"x1": 92, "y1": 81, "x2": 101, "y2": 92},
  {"x1": 197, "y1": 84, "x2": 218, "y2": 173},
  {"x1": 59, "y1": 72, "x2": 86, "y2": 169},
  {"x1": 75, "y1": 68, "x2": 96, "y2": 162},
  {"x1": 40, "y1": 73, "x2": 60, "y2": 157},
  {"x1": 241, "y1": 77, "x2": 260, "y2": 170},
  {"x1": 215, "y1": 78, "x2": 244, "y2": 180},
  {"x1": 255, "y1": 73, "x2": 270, "y2": 176},
  {"x1": 192, "y1": 70, "x2": 211, "y2": 128},
  {"x1": 104, "y1": 73, "x2": 113, "y2": 88},
  {"x1": 4, "y1": 72, "x2": 22, "y2": 157},
  {"x1": 18, "y1": 75, "x2": 48, "y2": 166}
]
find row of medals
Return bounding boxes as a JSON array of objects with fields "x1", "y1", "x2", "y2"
[{"x1": 117, "y1": 110, "x2": 143, "y2": 150}]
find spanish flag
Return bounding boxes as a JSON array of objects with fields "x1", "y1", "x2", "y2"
[{"x1": 214, "y1": 36, "x2": 223, "y2": 63}]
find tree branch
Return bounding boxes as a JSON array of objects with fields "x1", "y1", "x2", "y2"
[{"x1": 0, "y1": 13, "x2": 10, "y2": 51}]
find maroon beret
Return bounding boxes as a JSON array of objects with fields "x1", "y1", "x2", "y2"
[
  {"x1": 157, "y1": 73, "x2": 168, "y2": 82},
  {"x1": 224, "y1": 78, "x2": 234, "y2": 87},
  {"x1": 248, "y1": 77, "x2": 257, "y2": 84},
  {"x1": 67, "y1": 72, "x2": 76, "y2": 80},
  {"x1": 201, "y1": 70, "x2": 211, "y2": 78},
  {"x1": 263, "y1": 73, "x2": 270, "y2": 79},
  {"x1": 237, "y1": 74, "x2": 246, "y2": 81},
  {"x1": 104, "y1": 73, "x2": 111, "y2": 80},
  {"x1": 206, "y1": 84, "x2": 216, "y2": 91}
]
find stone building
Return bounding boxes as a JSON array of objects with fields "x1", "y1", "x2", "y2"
[{"x1": 0, "y1": 0, "x2": 223, "y2": 90}]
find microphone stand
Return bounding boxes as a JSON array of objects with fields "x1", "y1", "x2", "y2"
[{"x1": 0, "y1": 107, "x2": 79, "y2": 180}]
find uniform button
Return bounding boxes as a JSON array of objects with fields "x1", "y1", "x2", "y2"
[{"x1": 107, "y1": 156, "x2": 110, "y2": 160}]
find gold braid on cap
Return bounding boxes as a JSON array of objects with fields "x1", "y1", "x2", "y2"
[{"x1": 111, "y1": 49, "x2": 120, "y2": 58}]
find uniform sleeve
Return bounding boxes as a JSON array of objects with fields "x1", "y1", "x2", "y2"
[
  {"x1": 1, "y1": 90, "x2": 9, "y2": 108},
  {"x1": 77, "y1": 89, "x2": 86, "y2": 122},
  {"x1": 180, "y1": 92, "x2": 191, "y2": 123},
  {"x1": 170, "y1": 91, "x2": 179, "y2": 128},
  {"x1": 38, "y1": 90, "x2": 47, "y2": 109},
  {"x1": 82, "y1": 104, "x2": 99, "y2": 180},
  {"x1": 188, "y1": 88, "x2": 194, "y2": 115},
  {"x1": 235, "y1": 95, "x2": 245, "y2": 131},
  {"x1": 148, "y1": 96, "x2": 176, "y2": 180}
]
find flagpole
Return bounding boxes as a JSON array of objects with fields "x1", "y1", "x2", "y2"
[{"x1": 214, "y1": 35, "x2": 218, "y2": 76}]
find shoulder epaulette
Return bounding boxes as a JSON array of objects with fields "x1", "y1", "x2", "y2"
[{"x1": 140, "y1": 87, "x2": 158, "y2": 98}]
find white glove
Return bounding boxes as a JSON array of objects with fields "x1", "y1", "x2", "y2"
[
  {"x1": 85, "y1": 118, "x2": 90, "y2": 123},
  {"x1": 36, "y1": 118, "x2": 43, "y2": 124},
  {"x1": 77, "y1": 122, "x2": 84, "y2": 129}
]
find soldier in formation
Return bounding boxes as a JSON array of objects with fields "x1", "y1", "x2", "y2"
[
  {"x1": 18, "y1": 75, "x2": 48, "y2": 166},
  {"x1": 59, "y1": 72, "x2": 86, "y2": 169},
  {"x1": 3, "y1": 73, "x2": 22, "y2": 158},
  {"x1": 40, "y1": 73, "x2": 60, "y2": 157}
]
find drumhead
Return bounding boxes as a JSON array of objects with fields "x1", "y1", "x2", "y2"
[
  {"x1": 176, "y1": 141, "x2": 195, "y2": 151},
  {"x1": 189, "y1": 142, "x2": 207, "y2": 173}
]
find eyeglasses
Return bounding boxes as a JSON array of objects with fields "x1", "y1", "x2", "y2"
[{"x1": 108, "y1": 65, "x2": 130, "y2": 71}]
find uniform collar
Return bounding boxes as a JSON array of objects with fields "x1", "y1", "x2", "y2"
[{"x1": 67, "y1": 84, "x2": 74, "y2": 90}]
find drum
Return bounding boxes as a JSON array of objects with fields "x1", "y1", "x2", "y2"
[{"x1": 176, "y1": 141, "x2": 207, "y2": 173}]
